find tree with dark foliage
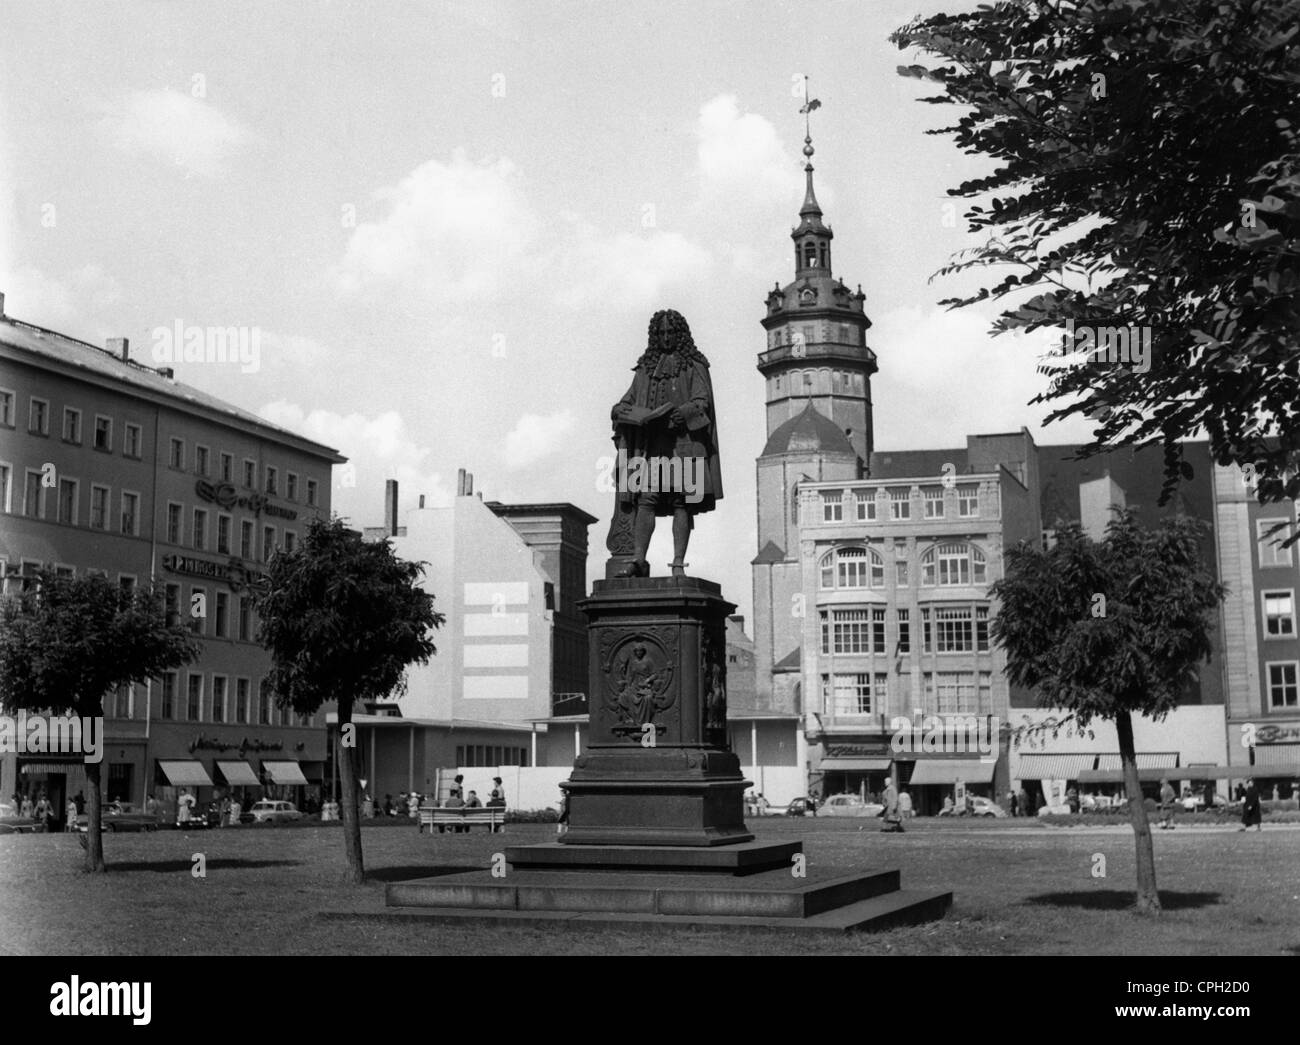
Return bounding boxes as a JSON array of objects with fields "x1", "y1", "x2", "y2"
[
  {"x1": 0, "y1": 570, "x2": 198, "y2": 871},
  {"x1": 251, "y1": 517, "x2": 443, "y2": 885},
  {"x1": 892, "y1": 0, "x2": 1300, "y2": 509},
  {"x1": 990, "y1": 509, "x2": 1225, "y2": 913}
]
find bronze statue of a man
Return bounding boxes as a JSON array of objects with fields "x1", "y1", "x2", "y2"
[{"x1": 607, "y1": 309, "x2": 723, "y2": 578}]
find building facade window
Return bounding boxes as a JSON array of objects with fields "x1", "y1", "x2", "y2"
[
  {"x1": 195, "y1": 445, "x2": 209, "y2": 476},
  {"x1": 283, "y1": 530, "x2": 296, "y2": 554},
  {"x1": 164, "y1": 584, "x2": 180, "y2": 627},
  {"x1": 306, "y1": 479, "x2": 318, "y2": 507},
  {"x1": 240, "y1": 520, "x2": 254, "y2": 559},
  {"x1": 0, "y1": 462, "x2": 10, "y2": 513},
  {"x1": 124, "y1": 422, "x2": 142, "y2": 458},
  {"x1": 822, "y1": 491, "x2": 842, "y2": 522},
  {"x1": 921, "y1": 543, "x2": 987, "y2": 587},
  {"x1": 170, "y1": 438, "x2": 185, "y2": 469},
  {"x1": 214, "y1": 591, "x2": 229, "y2": 638},
  {"x1": 1263, "y1": 590, "x2": 1296, "y2": 638},
  {"x1": 29, "y1": 397, "x2": 49, "y2": 434},
  {"x1": 93, "y1": 415, "x2": 112, "y2": 451},
  {"x1": 259, "y1": 679, "x2": 271, "y2": 724},
  {"x1": 924, "y1": 671, "x2": 980, "y2": 714},
  {"x1": 187, "y1": 673, "x2": 203, "y2": 722},
  {"x1": 923, "y1": 487, "x2": 945, "y2": 519},
  {"x1": 236, "y1": 678, "x2": 250, "y2": 724},
  {"x1": 90, "y1": 484, "x2": 110, "y2": 530},
  {"x1": 121, "y1": 491, "x2": 139, "y2": 535},
  {"x1": 238, "y1": 596, "x2": 251, "y2": 641},
  {"x1": 167, "y1": 503, "x2": 183, "y2": 544},
  {"x1": 243, "y1": 459, "x2": 256, "y2": 489},
  {"x1": 57, "y1": 477, "x2": 78, "y2": 525},
  {"x1": 23, "y1": 470, "x2": 43, "y2": 517},
  {"x1": 217, "y1": 513, "x2": 232, "y2": 555},
  {"x1": 212, "y1": 676, "x2": 228, "y2": 723},
  {"x1": 896, "y1": 560, "x2": 909, "y2": 586},
  {"x1": 1266, "y1": 662, "x2": 1298, "y2": 709},
  {"x1": 1258, "y1": 520, "x2": 1294, "y2": 568},
  {"x1": 262, "y1": 525, "x2": 275, "y2": 561},
  {"x1": 957, "y1": 484, "x2": 979, "y2": 518},
  {"x1": 219, "y1": 452, "x2": 233, "y2": 482},
  {"x1": 934, "y1": 605, "x2": 974, "y2": 653},
  {"x1": 265, "y1": 466, "x2": 278, "y2": 495},
  {"x1": 856, "y1": 494, "x2": 876, "y2": 521},
  {"x1": 189, "y1": 586, "x2": 205, "y2": 635},
  {"x1": 160, "y1": 672, "x2": 178, "y2": 719},
  {"x1": 821, "y1": 673, "x2": 879, "y2": 717},
  {"x1": 62, "y1": 407, "x2": 81, "y2": 443},
  {"x1": 0, "y1": 389, "x2": 14, "y2": 426},
  {"x1": 896, "y1": 609, "x2": 910, "y2": 654},
  {"x1": 820, "y1": 546, "x2": 886, "y2": 589},
  {"x1": 193, "y1": 509, "x2": 208, "y2": 551},
  {"x1": 889, "y1": 488, "x2": 911, "y2": 520}
]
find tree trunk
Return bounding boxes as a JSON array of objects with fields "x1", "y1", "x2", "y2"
[
  {"x1": 1117, "y1": 711, "x2": 1160, "y2": 914},
  {"x1": 336, "y1": 699, "x2": 365, "y2": 885},
  {"x1": 84, "y1": 759, "x2": 107, "y2": 873}
]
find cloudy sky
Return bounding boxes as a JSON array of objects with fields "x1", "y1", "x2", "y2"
[{"x1": 0, "y1": 0, "x2": 1095, "y2": 621}]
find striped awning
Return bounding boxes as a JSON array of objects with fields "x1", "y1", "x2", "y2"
[
  {"x1": 20, "y1": 761, "x2": 82, "y2": 775},
  {"x1": 262, "y1": 760, "x2": 308, "y2": 785},
  {"x1": 158, "y1": 760, "x2": 214, "y2": 787},
  {"x1": 821, "y1": 758, "x2": 893, "y2": 771},
  {"x1": 1096, "y1": 752, "x2": 1178, "y2": 770},
  {"x1": 1253, "y1": 745, "x2": 1300, "y2": 768},
  {"x1": 1016, "y1": 753, "x2": 1097, "y2": 780},
  {"x1": 216, "y1": 761, "x2": 260, "y2": 786},
  {"x1": 908, "y1": 759, "x2": 996, "y2": 785}
]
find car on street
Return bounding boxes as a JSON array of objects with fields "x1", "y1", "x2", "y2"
[
  {"x1": 818, "y1": 793, "x2": 885, "y2": 818},
  {"x1": 968, "y1": 795, "x2": 1006, "y2": 818},
  {"x1": 248, "y1": 799, "x2": 302, "y2": 824},
  {"x1": 75, "y1": 803, "x2": 161, "y2": 833},
  {"x1": 784, "y1": 795, "x2": 819, "y2": 817}
]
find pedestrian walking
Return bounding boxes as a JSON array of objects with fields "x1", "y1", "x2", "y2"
[
  {"x1": 1158, "y1": 778, "x2": 1176, "y2": 830},
  {"x1": 176, "y1": 789, "x2": 195, "y2": 826},
  {"x1": 881, "y1": 781, "x2": 904, "y2": 833},
  {"x1": 65, "y1": 799, "x2": 78, "y2": 831},
  {"x1": 1240, "y1": 781, "x2": 1263, "y2": 832},
  {"x1": 1017, "y1": 786, "x2": 1029, "y2": 818}
]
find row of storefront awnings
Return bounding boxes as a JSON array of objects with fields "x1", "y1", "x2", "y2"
[
  {"x1": 1017, "y1": 749, "x2": 1300, "y2": 783},
  {"x1": 819, "y1": 757, "x2": 998, "y2": 785},
  {"x1": 156, "y1": 760, "x2": 309, "y2": 787}
]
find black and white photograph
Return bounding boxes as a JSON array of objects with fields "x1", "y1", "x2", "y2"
[{"x1": 0, "y1": 0, "x2": 1296, "y2": 1013}]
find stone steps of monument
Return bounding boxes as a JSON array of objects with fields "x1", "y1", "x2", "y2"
[
  {"x1": 386, "y1": 867, "x2": 911, "y2": 920},
  {"x1": 358, "y1": 887, "x2": 952, "y2": 935}
]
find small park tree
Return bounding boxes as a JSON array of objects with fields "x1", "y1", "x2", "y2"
[
  {"x1": 990, "y1": 508, "x2": 1225, "y2": 913},
  {"x1": 251, "y1": 517, "x2": 443, "y2": 885},
  {"x1": 0, "y1": 570, "x2": 199, "y2": 871}
]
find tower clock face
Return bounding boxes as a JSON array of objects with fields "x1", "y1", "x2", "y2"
[{"x1": 800, "y1": 289, "x2": 815, "y2": 303}]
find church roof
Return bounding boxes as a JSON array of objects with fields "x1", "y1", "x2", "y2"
[
  {"x1": 751, "y1": 541, "x2": 788, "y2": 565},
  {"x1": 774, "y1": 647, "x2": 802, "y2": 671},
  {"x1": 762, "y1": 402, "x2": 857, "y2": 456}
]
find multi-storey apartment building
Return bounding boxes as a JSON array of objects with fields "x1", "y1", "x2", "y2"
[
  {"x1": 0, "y1": 297, "x2": 345, "y2": 822},
  {"x1": 798, "y1": 451, "x2": 1037, "y2": 811}
]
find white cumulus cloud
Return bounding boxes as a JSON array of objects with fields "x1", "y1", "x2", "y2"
[
  {"x1": 334, "y1": 150, "x2": 538, "y2": 304},
  {"x1": 695, "y1": 94, "x2": 807, "y2": 210},
  {"x1": 96, "y1": 90, "x2": 249, "y2": 177},
  {"x1": 502, "y1": 411, "x2": 576, "y2": 470}
]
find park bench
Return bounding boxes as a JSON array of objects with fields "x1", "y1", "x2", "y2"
[{"x1": 418, "y1": 805, "x2": 505, "y2": 834}]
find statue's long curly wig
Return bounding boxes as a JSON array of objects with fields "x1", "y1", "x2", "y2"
[{"x1": 635, "y1": 309, "x2": 710, "y2": 369}]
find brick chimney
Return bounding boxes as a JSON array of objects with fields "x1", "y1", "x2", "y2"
[
  {"x1": 384, "y1": 479, "x2": 399, "y2": 537},
  {"x1": 107, "y1": 337, "x2": 129, "y2": 362},
  {"x1": 456, "y1": 468, "x2": 466, "y2": 496}
]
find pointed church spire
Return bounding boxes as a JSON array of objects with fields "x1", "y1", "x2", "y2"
[{"x1": 794, "y1": 79, "x2": 831, "y2": 273}]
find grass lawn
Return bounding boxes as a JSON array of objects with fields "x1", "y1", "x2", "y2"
[{"x1": 2, "y1": 817, "x2": 1297, "y2": 955}]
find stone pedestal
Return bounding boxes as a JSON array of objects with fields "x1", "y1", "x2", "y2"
[{"x1": 560, "y1": 576, "x2": 753, "y2": 847}]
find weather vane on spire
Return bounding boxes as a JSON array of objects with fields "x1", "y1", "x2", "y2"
[{"x1": 799, "y1": 75, "x2": 821, "y2": 169}]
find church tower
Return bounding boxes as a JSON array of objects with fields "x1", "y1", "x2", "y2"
[{"x1": 752, "y1": 99, "x2": 877, "y2": 707}]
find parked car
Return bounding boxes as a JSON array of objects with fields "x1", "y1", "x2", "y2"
[
  {"x1": 968, "y1": 796, "x2": 1007, "y2": 818},
  {"x1": 785, "y1": 795, "x2": 819, "y2": 817},
  {"x1": 75, "y1": 803, "x2": 161, "y2": 833},
  {"x1": 248, "y1": 800, "x2": 302, "y2": 824},
  {"x1": 818, "y1": 793, "x2": 885, "y2": 818}
]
